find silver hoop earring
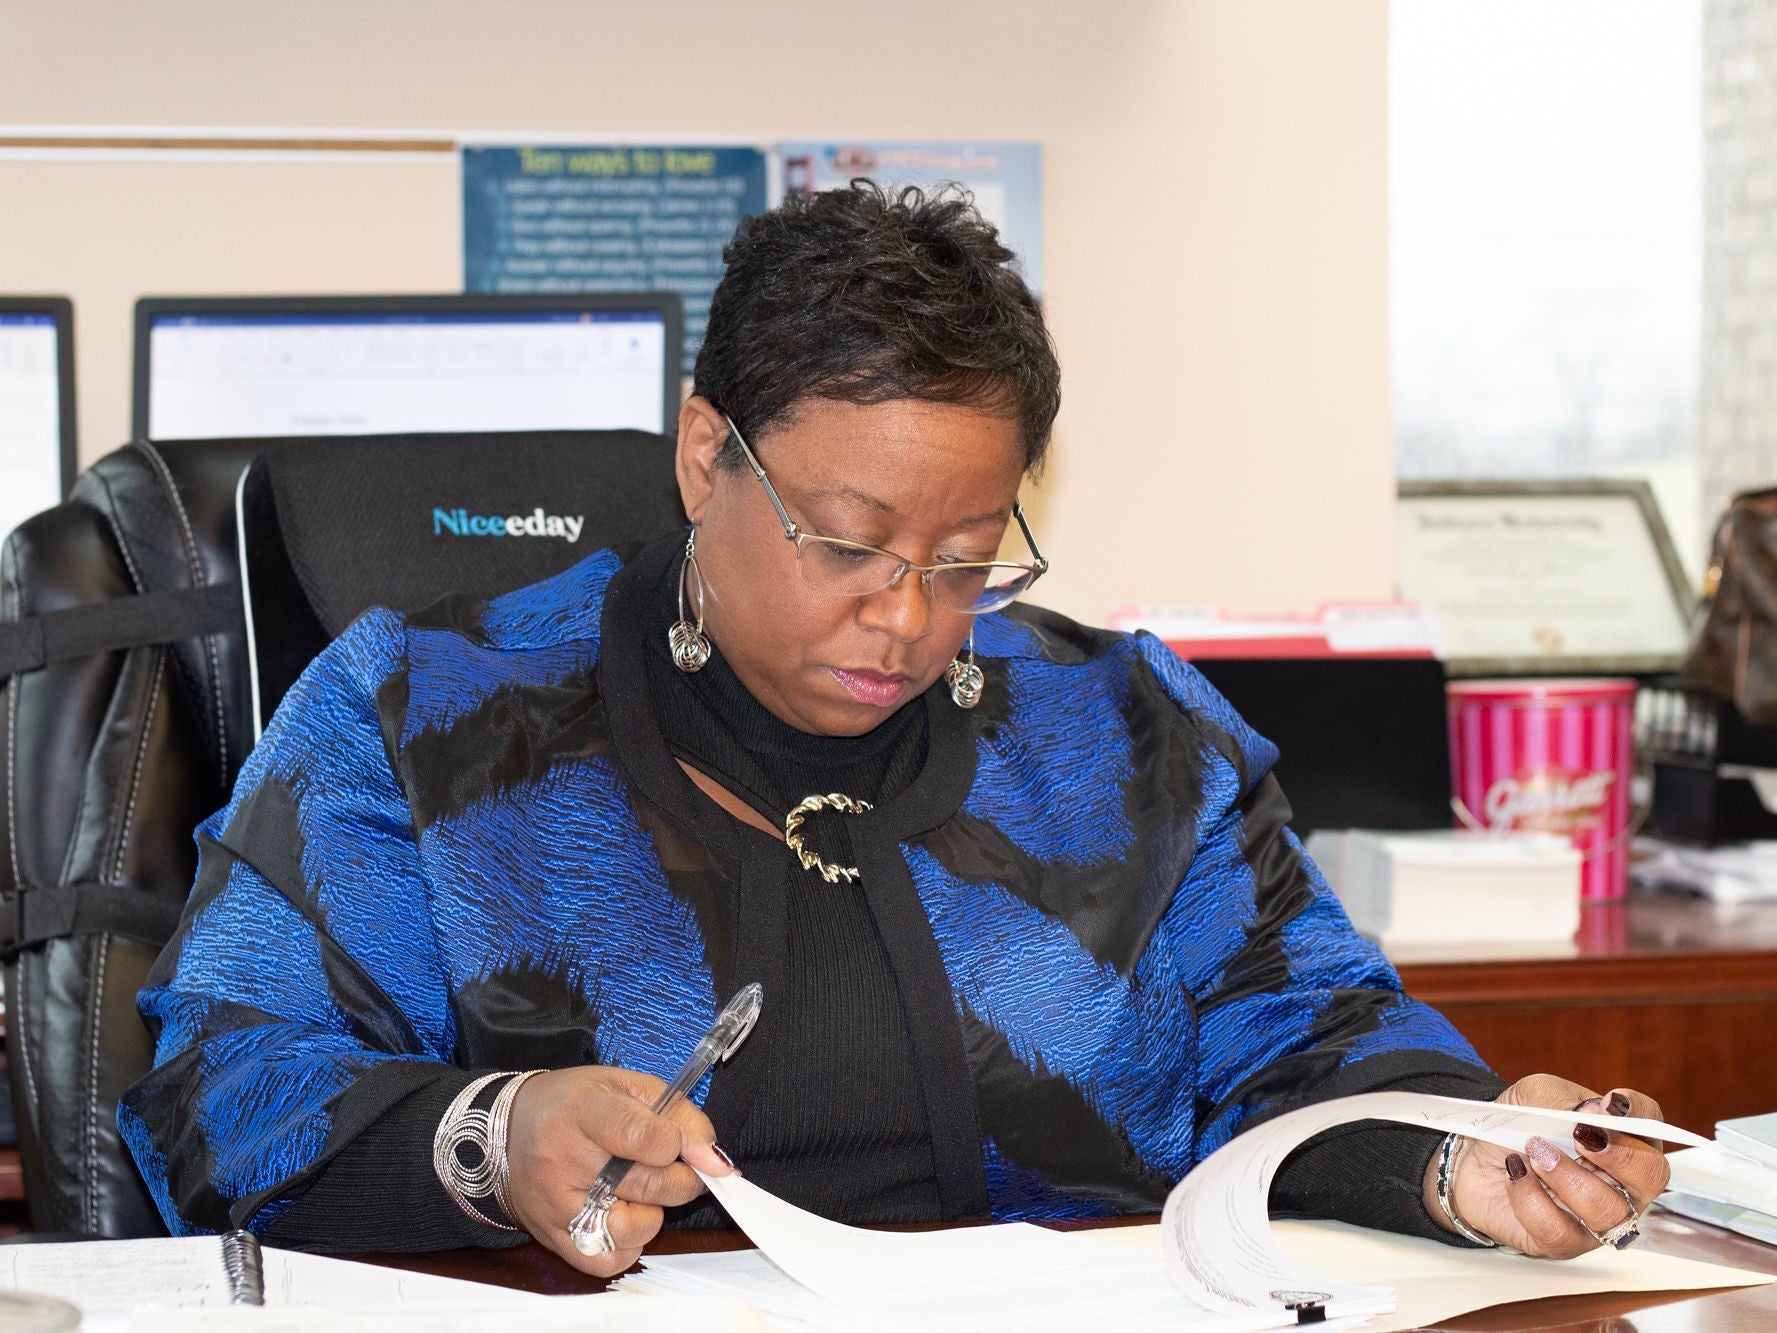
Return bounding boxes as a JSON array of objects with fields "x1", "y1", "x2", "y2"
[
  {"x1": 668, "y1": 530, "x2": 712, "y2": 673},
  {"x1": 945, "y1": 627, "x2": 985, "y2": 709}
]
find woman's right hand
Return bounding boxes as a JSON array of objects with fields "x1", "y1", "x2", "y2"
[{"x1": 502, "y1": 1066, "x2": 733, "y2": 1276}]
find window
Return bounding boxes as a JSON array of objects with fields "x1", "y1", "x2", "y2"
[{"x1": 1390, "y1": 0, "x2": 1703, "y2": 572}]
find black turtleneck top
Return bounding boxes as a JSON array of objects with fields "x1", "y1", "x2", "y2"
[{"x1": 642, "y1": 550, "x2": 949, "y2": 1225}]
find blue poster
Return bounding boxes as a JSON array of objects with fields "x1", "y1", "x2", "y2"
[
  {"x1": 462, "y1": 144, "x2": 770, "y2": 365},
  {"x1": 777, "y1": 142, "x2": 1043, "y2": 295}
]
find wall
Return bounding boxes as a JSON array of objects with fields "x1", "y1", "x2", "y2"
[{"x1": 0, "y1": 0, "x2": 1391, "y2": 626}]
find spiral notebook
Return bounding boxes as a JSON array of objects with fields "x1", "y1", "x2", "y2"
[
  {"x1": 219, "y1": 1230, "x2": 265, "y2": 1303},
  {"x1": 0, "y1": 1231, "x2": 263, "y2": 1318},
  {"x1": 0, "y1": 1231, "x2": 542, "y2": 1330}
]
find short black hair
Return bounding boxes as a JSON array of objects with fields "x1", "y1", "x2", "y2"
[{"x1": 694, "y1": 180, "x2": 1060, "y2": 474}]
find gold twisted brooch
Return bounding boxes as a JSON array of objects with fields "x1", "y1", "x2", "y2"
[{"x1": 783, "y1": 792, "x2": 873, "y2": 884}]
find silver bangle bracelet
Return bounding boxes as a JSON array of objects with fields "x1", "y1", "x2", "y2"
[
  {"x1": 488, "y1": 1069, "x2": 546, "y2": 1225},
  {"x1": 1435, "y1": 1132, "x2": 1497, "y2": 1247},
  {"x1": 433, "y1": 1071, "x2": 525, "y2": 1233}
]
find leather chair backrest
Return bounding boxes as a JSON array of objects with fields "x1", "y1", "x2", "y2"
[
  {"x1": 1, "y1": 429, "x2": 684, "y2": 1236},
  {"x1": 1, "y1": 439, "x2": 256, "y2": 1236}
]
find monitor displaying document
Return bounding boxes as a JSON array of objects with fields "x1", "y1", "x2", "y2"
[
  {"x1": 133, "y1": 293, "x2": 683, "y2": 442},
  {"x1": 0, "y1": 297, "x2": 77, "y2": 543}
]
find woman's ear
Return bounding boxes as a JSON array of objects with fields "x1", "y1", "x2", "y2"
[{"x1": 675, "y1": 396, "x2": 728, "y2": 525}]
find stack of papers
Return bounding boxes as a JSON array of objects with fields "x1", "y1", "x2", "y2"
[
  {"x1": 0, "y1": 1241, "x2": 759, "y2": 1332},
  {"x1": 1633, "y1": 838, "x2": 1777, "y2": 903},
  {"x1": 623, "y1": 1217, "x2": 1267, "y2": 1332},
  {"x1": 628, "y1": 1221, "x2": 1777, "y2": 1333},
  {"x1": 1660, "y1": 1111, "x2": 1777, "y2": 1244},
  {"x1": 620, "y1": 1091, "x2": 1718, "y2": 1331},
  {"x1": 1305, "y1": 829, "x2": 1580, "y2": 946},
  {"x1": 131, "y1": 1293, "x2": 761, "y2": 1332}
]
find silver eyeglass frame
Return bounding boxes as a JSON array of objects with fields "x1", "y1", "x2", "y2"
[{"x1": 718, "y1": 412, "x2": 1049, "y2": 614}]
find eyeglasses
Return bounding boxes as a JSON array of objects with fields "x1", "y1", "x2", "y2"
[{"x1": 720, "y1": 413, "x2": 1050, "y2": 615}]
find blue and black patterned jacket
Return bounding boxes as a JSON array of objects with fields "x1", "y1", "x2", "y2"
[{"x1": 120, "y1": 536, "x2": 1496, "y2": 1242}]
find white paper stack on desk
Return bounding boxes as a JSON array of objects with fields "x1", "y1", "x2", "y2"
[
  {"x1": 1632, "y1": 837, "x2": 1777, "y2": 903},
  {"x1": 618, "y1": 1091, "x2": 1751, "y2": 1332},
  {"x1": 1660, "y1": 1111, "x2": 1777, "y2": 1245},
  {"x1": 0, "y1": 1238, "x2": 760, "y2": 1332},
  {"x1": 1305, "y1": 829, "x2": 1580, "y2": 947}
]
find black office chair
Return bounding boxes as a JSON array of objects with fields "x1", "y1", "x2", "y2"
[
  {"x1": 236, "y1": 429, "x2": 685, "y2": 736},
  {"x1": 0, "y1": 439, "x2": 254, "y2": 1236},
  {"x1": 0, "y1": 429, "x2": 684, "y2": 1236}
]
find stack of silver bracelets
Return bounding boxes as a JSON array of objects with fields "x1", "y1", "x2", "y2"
[
  {"x1": 431, "y1": 1069, "x2": 546, "y2": 1231},
  {"x1": 1434, "y1": 1131, "x2": 1496, "y2": 1247}
]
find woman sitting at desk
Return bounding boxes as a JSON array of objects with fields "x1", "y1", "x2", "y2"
[{"x1": 121, "y1": 183, "x2": 1668, "y2": 1274}]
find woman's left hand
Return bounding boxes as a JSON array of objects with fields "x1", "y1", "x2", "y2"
[{"x1": 1431, "y1": 1073, "x2": 1672, "y2": 1258}]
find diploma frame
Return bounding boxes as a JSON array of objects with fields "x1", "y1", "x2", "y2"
[{"x1": 1395, "y1": 478, "x2": 1698, "y2": 677}]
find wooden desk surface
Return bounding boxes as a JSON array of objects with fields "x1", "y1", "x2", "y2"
[
  {"x1": 344, "y1": 893, "x2": 1777, "y2": 1326},
  {"x1": 1392, "y1": 892, "x2": 1777, "y2": 1135},
  {"x1": 357, "y1": 1210, "x2": 1777, "y2": 1330},
  {"x1": 1388, "y1": 890, "x2": 1777, "y2": 970}
]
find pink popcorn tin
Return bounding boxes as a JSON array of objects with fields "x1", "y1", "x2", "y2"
[{"x1": 1446, "y1": 678, "x2": 1639, "y2": 901}]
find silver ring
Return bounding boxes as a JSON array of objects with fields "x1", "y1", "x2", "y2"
[
  {"x1": 1583, "y1": 1176, "x2": 1641, "y2": 1250},
  {"x1": 1592, "y1": 1215, "x2": 1641, "y2": 1249},
  {"x1": 568, "y1": 1193, "x2": 617, "y2": 1257}
]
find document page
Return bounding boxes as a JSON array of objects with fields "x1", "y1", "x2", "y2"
[
  {"x1": 665, "y1": 1092, "x2": 1708, "y2": 1329},
  {"x1": 0, "y1": 1236, "x2": 240, "y2": 1320},
  {"x1": 0, "y1": 1238, "x2": 551, "y2": 1333},
  {"x1": 131, "y1": 1291, "x2": 764, "y2": 1332},
  {"x1": 1161, "y1": 1090, "x2": 1709, "y2": 1316},
  {"x1": 1096, "y1": 1218, "x2": 1775, "y2": 1332},
  {"x1": 259, "y1": 1250, "x2": 547, "y2": 1307},
  {"x1": 690, "y1": 1170, "x2": 1287, "y2": 1331}
]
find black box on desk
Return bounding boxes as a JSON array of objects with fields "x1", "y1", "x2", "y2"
[
  {"x1": 1648, "y1": 757, "x2": 1777, "y2": 846},
  {"x1": 1712, "y1": 700, "x2": 1777, "y2": 766},
  {"x1": 1190, "y1": 657, "x2": 1452, "y2": 835},
  {"x1": 1640, "y1": 679, "x2": 1777, "y2": 844}
]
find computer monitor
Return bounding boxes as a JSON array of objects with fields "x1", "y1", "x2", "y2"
[
  {"x1": 132, "y1": 293, "x2": 683, "y2": 442},
  {"x1": 0, "y1": 296, "x2": 77, "y2": 543}
]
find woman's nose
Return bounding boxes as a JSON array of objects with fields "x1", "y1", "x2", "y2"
[{"x1": 857, "y1": 567, "x2": 934, "y2": 641}]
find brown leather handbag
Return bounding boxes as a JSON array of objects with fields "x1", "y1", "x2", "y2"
[{"x1": 1681, "y1": 487, "x2": 1777, "y2": 723}]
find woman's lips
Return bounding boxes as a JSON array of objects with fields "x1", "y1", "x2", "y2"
[{"x1": 830, "y1": 667, "x2": 914, "y2": 707}]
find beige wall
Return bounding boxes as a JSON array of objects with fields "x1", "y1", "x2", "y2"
[{"x1": 0, "y1": 0, "x2": 1391, "y2": 626}]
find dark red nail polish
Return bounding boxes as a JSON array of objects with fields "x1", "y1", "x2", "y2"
[
  {"x1": 1506, "y1": 1153, "x2": 1528, "y2": 1181},
  {"x1": 1575, "y1": 1124, "x2": 1610, "y2": 1152},
  {"x1": 1572, "y1": 1096, "x2": 1602, "y2": 1112},
  {"x1": 1607, "y1": 1092, "x2": 1631, "y2": 1116},
  {"x1": 711, "y1": 1142, "x2": 735, "y2": 1170}
]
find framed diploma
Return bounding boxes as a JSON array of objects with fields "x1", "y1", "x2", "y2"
[{"x1": 1395, "y1": 480, "x2": 1698, "y2": 676}]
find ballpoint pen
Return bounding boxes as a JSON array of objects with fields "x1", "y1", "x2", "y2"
[{"x1": 567, "y1": 981, "x2": 764, "y2": 1257}]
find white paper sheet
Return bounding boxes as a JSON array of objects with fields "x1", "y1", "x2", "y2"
[
  {"x1": 1665, "y1": 1143, "x2": 1777, "y2": 1212},
  {"x1": 1656, "y1": 1191, "x2": 1777, "y2": 1246},
  {"x1": 0, "y1": 1237, "x2": 548, "y2": 1333},
  {"x1": 1097, "y1": 1218, "x2": 1774, "y2": 1332},
  {"x1": 682, "y1": 1092, "x2": 1712, "y2": 1328},
  {"x1": 691, "y1": 1170, "x2": 1285, "y2": 1332},
  {"x1": 623, "y1": 1246, "x2": 1375, "y2": 1333},
  {"x1": 0, "y1": 1236, "x2": 259, "y2": 1322},
  {"x1": 259, "y1": 1250, "x2": 547, "y2": 1308},
  {"x1": 129, "y1": 1291, "x2": 764, "y2": 1331},
  {"x1": 1717, "y1": 1110, "x2": 1777, "y2": 1169},
  {"x1": 1160, "y1": 1090, "x2": 1709, "y2": 1315},
  {"x1": 622, "y1": 1249, "x2": 893, "y2": 1332}
]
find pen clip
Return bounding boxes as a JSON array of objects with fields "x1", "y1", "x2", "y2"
[{"x1": 716, "y1": 981, "x2": 764, "y2": 1060}]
